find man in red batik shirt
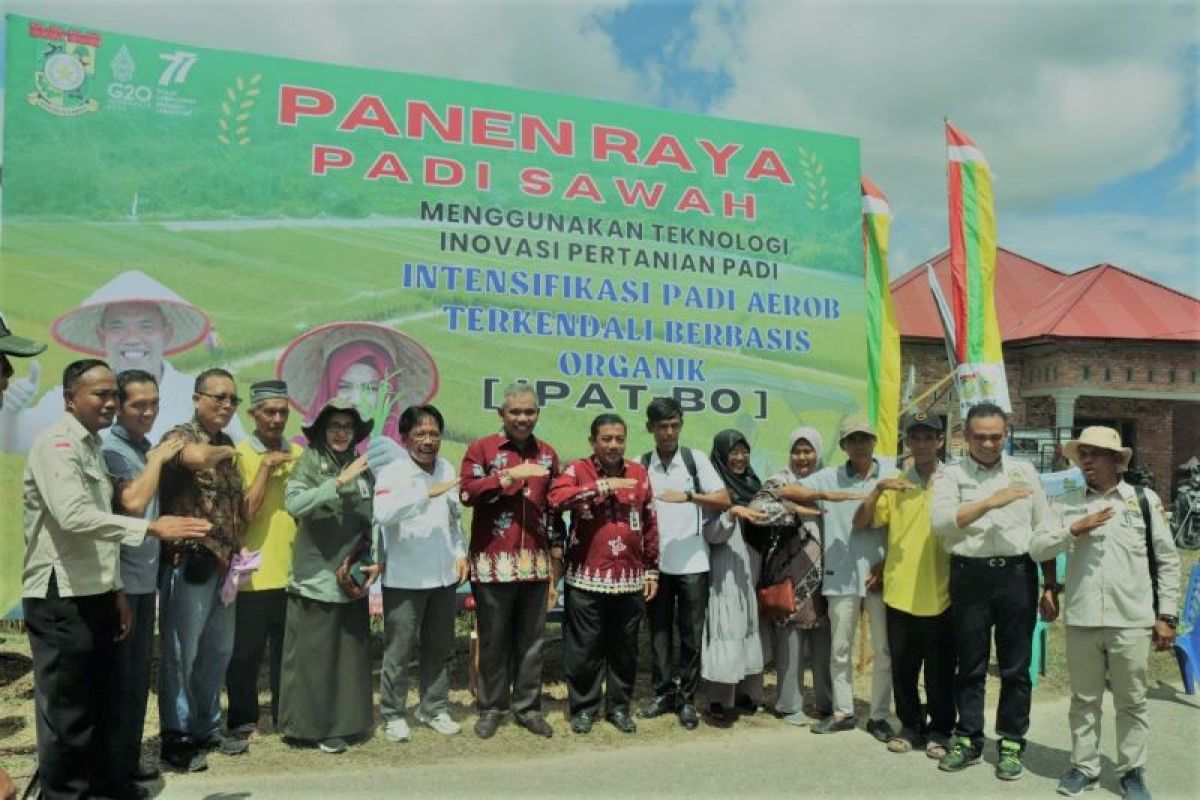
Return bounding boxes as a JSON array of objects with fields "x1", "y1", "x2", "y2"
[
  {"x1": 550, "y1": 413, "x2": 659, "y2": 735},
  {"x1": 459, "y1": 383, "x2": 561, "y2": 740}
]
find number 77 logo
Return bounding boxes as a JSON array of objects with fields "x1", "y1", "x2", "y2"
[{"x1": 158, "y1": 51, "x2": 198, "y2": 85}]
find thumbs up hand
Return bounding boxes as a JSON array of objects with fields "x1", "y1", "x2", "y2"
[{"x1": 1, "y1": 359, "x2": 40, "y2": 414}]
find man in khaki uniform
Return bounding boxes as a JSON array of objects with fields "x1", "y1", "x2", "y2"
[
  {"x1": 1029, "y1": 427, "x2": 1179, "y2": 800},
  {"x1": 21, "y1": 359, "x2": 209, "y2": 798}
]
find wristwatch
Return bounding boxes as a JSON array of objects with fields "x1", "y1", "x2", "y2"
[
  {"x1": 1157, "y1": 614, "x2": 1178, "y2": 629},
  {"x1": 685, "y1": 489, "x2": 694, "y2": 502},
  {"x1": 1044, "y1": 583, "x2": 1064, "y2": 594}
]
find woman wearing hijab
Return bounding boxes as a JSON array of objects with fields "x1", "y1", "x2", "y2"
[
  {"x1": 279, "y1": 398, "x2": 378, "y2": 754},
  {"x1": 749, "y1": 427, "x2": 834, "y2": 726},
  {"x1": 701, "y1": 429, "x2": 769, "y2": 723}
]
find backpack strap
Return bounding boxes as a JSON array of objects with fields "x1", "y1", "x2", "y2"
[
  {"x1": 1135, "y1": 485, "x2": 1160, "y2": 617},
  {"x1": 679, "y1": 446, "x2": 701, "y2": 494}
]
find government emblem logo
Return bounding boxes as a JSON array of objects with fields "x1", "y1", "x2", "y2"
[{"x1": 26, "y1": 22, "x2": 101, "y2": 116}]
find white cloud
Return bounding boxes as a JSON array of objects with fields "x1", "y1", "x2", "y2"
[
  {"x1": 671, "y1": 0, "x2": 1197, "y2": 294},
  {"x1": 2, "y1": 0, "x2": 649, "y2": 102}
]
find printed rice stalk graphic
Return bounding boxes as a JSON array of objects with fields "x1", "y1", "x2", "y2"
[
  {"x1": 796, "y1": 146, "x2": 830, "y2": 212},
  {"x1": 217, "y1": 73, "x2": 262, "y2": 145}
]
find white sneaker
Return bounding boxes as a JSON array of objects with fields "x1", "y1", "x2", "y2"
[
  {"x1": 384, "y1": 717, "x2": 411, "y2": 742},
  {"x1": 415, "y1": 709, "x2": 462, "y2": 736}
]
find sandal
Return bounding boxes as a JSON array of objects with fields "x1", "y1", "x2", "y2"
[
  {"x1": 925, "y1": 739, "x2": 949, "y2": 759},
  {"x1": 886, "y1": 736, "x2": 913, "y2": 753}
]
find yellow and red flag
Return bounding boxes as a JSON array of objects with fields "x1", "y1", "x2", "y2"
[
  {"x1": 862, "y1": 176, "x2": 900, "y2": 456},
  {"x1": 946, "y1": 122, "x2": 1010, "y2": 414}
]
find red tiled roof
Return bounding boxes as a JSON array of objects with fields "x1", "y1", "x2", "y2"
[{"x1": 891, "y1": 248, "x2": 1200, "y2": 344}]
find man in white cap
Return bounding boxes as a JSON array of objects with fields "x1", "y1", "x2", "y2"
[
  {"x1": 1029, "y1": 427, "x2": 1179, "y2": 800},
  {"x1": 0, "y1": 270, "x2": 244, "y2": 453}
]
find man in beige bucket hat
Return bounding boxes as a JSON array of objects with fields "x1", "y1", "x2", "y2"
[
  {"x1": 0, "y1": 271, "x2": 244, "y2": 453},
  {"x1": 1030, "y1": 426, "x2": 1180, "y2": 800}
]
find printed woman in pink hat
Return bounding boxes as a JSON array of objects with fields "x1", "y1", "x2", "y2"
[{"x1": 276, "y1": 321, "x2": 439, "y2": 450}]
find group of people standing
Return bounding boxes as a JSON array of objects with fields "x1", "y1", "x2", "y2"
[{"x1": 2, "y1": 309, "x2": 1184, "y2": 800}]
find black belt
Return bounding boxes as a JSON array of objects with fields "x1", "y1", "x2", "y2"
[{"x1": 951, "y1": 554, "x2": 1032, "y2": 568}]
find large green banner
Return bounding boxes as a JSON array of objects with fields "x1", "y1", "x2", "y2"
[{"x1": 0, "y1": 15, "x2": 865, "y2": 612}]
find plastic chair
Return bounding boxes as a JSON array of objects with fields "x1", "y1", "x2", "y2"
[
  {"x1": 1173, "y1": 564, "x2": 1200, "y2": 694},
  {"x1": 1030, "y1": 617, "x2": 1049, "y2": 689}
]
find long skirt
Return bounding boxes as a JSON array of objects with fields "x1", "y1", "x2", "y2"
[{"x1": 278, "y1": 593, "x2": 374, "y2": 742}]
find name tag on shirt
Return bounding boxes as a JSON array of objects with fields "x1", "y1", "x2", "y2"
[{"x1": 629, "y1": 510, "x2": 641, "y2": 531}]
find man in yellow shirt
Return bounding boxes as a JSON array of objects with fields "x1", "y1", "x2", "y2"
[
  {"x1": 226, "y1": 380, "x2": 302, "y2": 738},
  {"x1": 853, "y1": 412, "x2": 953, "y2": 758}
]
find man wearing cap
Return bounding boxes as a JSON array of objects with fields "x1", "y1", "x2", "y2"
[
  {"x1": 101, "y1": 369, "x2": 187, "y2": 793},
  {"x1": 157, "y1": 367, "x2": 250, "y2": 772},
  {"x1": 782, "y1": 416, "x2": 897, "y2": 739},
  {"x1": 853, "y1": 412, "x2": 955, "y2": 758},
  {"x1": 22, "y1": 358, "x2": 210, "y2": 798},
  {"x1": 1029, "y1": 427, "x2": 1179, "y2": 800},
  {"x1": 459, "y1": 382, "x2": 561, "y2": 740},
  {"x1": 225, "y1": 380, "x2": 302, "y2": 740},
  {"x1": 931, "y1": 402, "x2": 1058, "y2": 781},
  {"x1": 0, "y1": 271, "x2": 244, "y2": 454}
]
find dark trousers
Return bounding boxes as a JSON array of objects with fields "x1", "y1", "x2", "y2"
[
  {"x1": 225, "y1": 588, "x2": 287, "y2": 729},
  {"x1": 564, "y1": 587, "x2": 644, "y2": 716},
  {"x1": 886, "y1": 604, "x2": 956, "y2": 738},
  {"x1": 472, "y1": 580, "x2": 548, "y2": 719},
  {"x1": 23, "y1": 576, "x2": 119, "y2": 800},
  {"x1": 950, "y1": 555, "x2": 1038, "y2": 749},
  {"x1": 647, "y1": 571, "x2": 708, "y2": 703},
  {"x1": 106, "y1": 592, "x2": 156, "y2": 787}
]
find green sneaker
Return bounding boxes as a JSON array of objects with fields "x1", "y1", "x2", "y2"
[
  {"x1": 938, "y1": 736, "x2": 982, "y2": 772},
  {"x1": 996, "y1": 739, "x2": 1024, "y2": 781}
]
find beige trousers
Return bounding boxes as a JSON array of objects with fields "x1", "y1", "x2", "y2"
[
  {"x1": 1065, "y1": 626, "x2": 1152, "y2": 778},
  {"x1": 828, "y1": 593, "x2": 891, "y2": 719}
]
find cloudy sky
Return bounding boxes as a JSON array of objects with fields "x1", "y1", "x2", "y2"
[{"x1": 2, "y1": 0, "x2": 1196, "y2": 295}]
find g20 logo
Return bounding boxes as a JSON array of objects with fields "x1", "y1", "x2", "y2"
[{"x1": 107, "y1": 82, "x2": 153, "y2": 102}]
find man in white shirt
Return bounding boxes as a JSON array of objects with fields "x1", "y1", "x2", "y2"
[
  {"x1": 636, "y1": 397, "x2": 727, "y2": 730},
  {"x1": 374, "y1": 404, "x2": 468, "y2": 743}
]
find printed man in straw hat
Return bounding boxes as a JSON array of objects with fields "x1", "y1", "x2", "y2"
[
  {"x1": 0, "y1": 270, "x2": 244, "y2": 453},
  {"x1": 1029, "y1": 426, "x2": 1179, "y2": 800}
]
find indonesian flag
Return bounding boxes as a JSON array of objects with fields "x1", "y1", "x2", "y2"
[
  {"x1": 862, "y1": 176, "x2": 900, "y2": 456},
  {"x1": 946, "y1": 122, "x2": 1010, "y2": 415}
]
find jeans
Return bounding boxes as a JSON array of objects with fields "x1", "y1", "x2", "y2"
[
  {"x1": 949, "y1": 555, "x2": 1037, "y2": 749},
  {"x1": 158, "y1": 563, "x2": 236, "y2": 746}
]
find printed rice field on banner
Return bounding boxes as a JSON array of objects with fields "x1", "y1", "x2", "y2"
[{"x1": 0, "y1": 15, "x2": 867, "y2": 613}]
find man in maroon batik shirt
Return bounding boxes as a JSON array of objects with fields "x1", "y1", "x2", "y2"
[
  {"x1": 459, "y1": 383, "x2": 561, "y2": 740},
  {"x1": 549, "y1": 413, "x2": 658, "y2": 735}
]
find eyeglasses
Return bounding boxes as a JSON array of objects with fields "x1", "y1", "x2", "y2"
[
  {"x1": 197, "y1": 392, "x2": 241, "y2": 407},
  {"x1": 326, "y1": 422, "x2": 357, "y2": 434}
]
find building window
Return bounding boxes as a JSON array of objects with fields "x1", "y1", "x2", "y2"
[
  {"x1": 1148, "y1": 369, "x2": 1155, "y2": 383},
  {"x1": 1126, "y1": 368, "x2": 1134, "y2": 382},
  {"x1": 1104, "y1": 367, "x2": 1111, "y2": 381},
  {"x1": 1169, "y1": 369, "x2": 1176, "y2": 383},
  {"x1": 1082, "y1": 365, "x2": 1091, "y2": 381}
]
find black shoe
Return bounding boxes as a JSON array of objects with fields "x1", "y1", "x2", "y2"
[
  {"x1": 570, "y1": 711, "x2": 596, "y2": 734},
  {"x1": 131, "y1": 764, "x2": 161, "y2": 782},
  {"x1": 735, "y1": 695, "x2": 759, "y2": 715},
  {"x1": 638, "y1": 694, "x2": 677, "y2": 719},
  {"x1": 200, "y1": 731, "x2": 250, "y2": 756},
  {"x1": 516, "y1": 713, "x2": 554, "y2": 738},
  {"x1": 96, "y1": 783, "x2": 150, "y2": 800},
  {"x1": 678, "y1": 703, "x2": 699, "y2": 730},
  {"x1": 474, "y1": 710, "x2": 505, "y2": 740},
  {"x1": 705, "y1": 703, "x2": 735, "y2": 727},
  {"x1": 866, "y1": 718, "x2": 896, "y2": 743},
  {"x1": 606, "y1": 708, "x2": 637, "y2": 734},
  {"x1": 812, "y1": 714, "x2": 857, "y2": 734},
  {"x1": 162, "y1": 746, "x2": 207, "y2": 773}
]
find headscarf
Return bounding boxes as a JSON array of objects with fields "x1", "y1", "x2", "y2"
[
  {"x1": 786, "y1": 426, "x2": 825, "y2": 482},
  {"x1": 710, "y1": 428, "x2": 762, "y2": 506},
  {"x1": 309, "y1": 340, "x2": 401, "y2": 439}
]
